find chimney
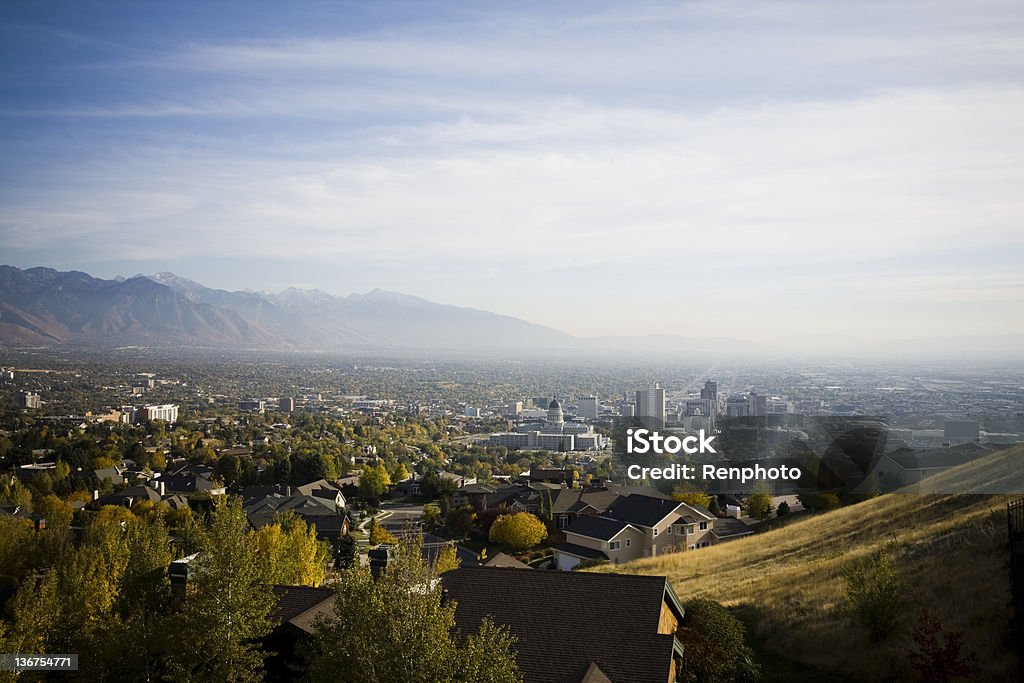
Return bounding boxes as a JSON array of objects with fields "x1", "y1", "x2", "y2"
[
  {"x1": 159, "y1": 481, "x2": 165, "y2": 497},
  {"x1": 92, "y1": 489, "x2": 99, "y2": 501},
  {"x1": 368, "y1": 545, "x2": 394, "y2": 579}
]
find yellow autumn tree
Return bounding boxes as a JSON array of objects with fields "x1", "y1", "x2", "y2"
[{"x1": 488, "y1": 512, "x2": 547, "y2": 551}]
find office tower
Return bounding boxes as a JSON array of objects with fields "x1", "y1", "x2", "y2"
[
  {"x1": 748, "y1": 392, "x2": 767, "y2": 417},
  {"x1": 279, "y1": 397, "x2": 295, "y2": 412},
  {"x1": 578, "y1": 396, "x2": 599, "y2": 420},
  {"x1": 700, "y1": 380, "x2": 718, "y2": 403},
  {"x1": 635, "y1": 383, "x2": 666, "y2": 427}
]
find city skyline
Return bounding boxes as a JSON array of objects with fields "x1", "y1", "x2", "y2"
[{"x1": 2, "y1": 1, "x2": 1023, "y2": 348}]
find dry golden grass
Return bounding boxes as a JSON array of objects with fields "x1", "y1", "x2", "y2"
[{"x1": 592, "y1": 445, "x2": 1024, "y2": 681}]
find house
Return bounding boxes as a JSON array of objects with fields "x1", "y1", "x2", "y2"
[
  {"x1": 243, "y1": 493, "x2": 350, "y2": 542},
  {"x1": 875, "y1": 443, "x2": 995, "y2": 488},
  {"x1": 264, "y1": 585, "x2": 336, "y2": 683},
  {"x1": 441, "y1": 567, "x2": 685, "y2": 683},
  {"x1": 553, "y1": 495, "x2": 717, "y2": 570},
  {"x1": 68, "y1": 466, "x2": 126, "y2": 487},
  {"x1": 90, "y1": 484, "x2": 191, "y2": 512},
  {"x1": 243, "y1": 479, "x2": 346, "y2": 511},
  {"x1": 480, "y1": 551, "x2": 531, "y2": 569},
  {"x1": 529, "y1": 466, "x2": 576, "y2": 486}
]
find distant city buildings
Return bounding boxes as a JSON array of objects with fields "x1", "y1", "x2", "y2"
[
  {"x1": 487, "y1": 398, "x2": 608, "y2": 451},
  {"x1": 15, "y1": 391, "x2": 41, "y2": 409},
  {"x1": 121, "y1": 404, "x2": 179, "y2": 424},
  {"x1": 278, "y1": 397, "x2": 295, "y2": 412},
  {"x1": 944, "y1": 419, "x2": 980, "y2": 442}
]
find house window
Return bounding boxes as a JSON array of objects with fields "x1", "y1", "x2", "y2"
[
  {"x1": 557, "y1": 515, "x2": 568, "y2": 530},
  {"x1": 609, "y1": 541, "x2": 621, "y2": 550},
  {"x1": 687, "y1": 525, "x2": 696, "y2": 535},
  {"x1": 625, "y1": 538, "x2": 631, "y2": 548},
  {"x1": 699, "y1": 521, "x2": 708, "y2": 531},
  {"x1": 653, "y1": 528, "x2": 658, "y2": 537},
  {"x1": 667, "y1": 526, "x2": 673, "y2": 535},
  {"x1": 688, "y1": 545, "x2": 695, "y2": 550}
]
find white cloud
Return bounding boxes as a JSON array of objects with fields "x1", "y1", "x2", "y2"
[{"x1": 3, "y1": 0, "x2": 1024, "y2": 344}]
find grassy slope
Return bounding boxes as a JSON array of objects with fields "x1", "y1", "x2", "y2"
[{"x1": 592, "y1": 445, "x2": 1023, "y2": 681}]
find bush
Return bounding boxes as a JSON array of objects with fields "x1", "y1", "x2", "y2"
[
  {"x1": 746, "y1": 481, "x2": 773, "y2": 521},
  {"x1": 907, "y1": 610, "x2": 979, "y2": 682},
  {"x1": 842, "y1": 545, "x2": 905, "y2": 641},
  {"x1": 776, "y1": 500, "x2": 790, "y2": 517},
  {"x1": 488, "y1": 512, "x2": 547, "y2": 551},
  {"x1": 677, "y1": 598, "x2": 760, "y2": 682}
]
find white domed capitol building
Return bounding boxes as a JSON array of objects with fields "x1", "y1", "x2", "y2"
[{"x1": 487, "y1": 398, "x2": 608, "y2": 451}]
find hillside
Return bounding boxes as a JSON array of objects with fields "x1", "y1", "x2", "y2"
[{"x1": 593, "y1": 445, "x2": 1023, "y2": 681}]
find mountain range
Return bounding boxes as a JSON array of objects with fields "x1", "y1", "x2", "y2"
[
  {"x1": 0, "y1": 265, "x2": 574, "y2": 352},
  {"x1": 4, "y1": 265, "x2": 1019, "y2": 358}
]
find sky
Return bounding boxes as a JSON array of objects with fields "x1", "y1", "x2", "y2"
[{"x1": 1, "y1": 1, "x2": 1023, "y2": 346}]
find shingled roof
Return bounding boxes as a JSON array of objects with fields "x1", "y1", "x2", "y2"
[
  {"x1": 441, "y1": 567, "x2": 683, "y2": 683},
  {"x1": 606, "y1": 495, "x2": 683, "y2": 528},
  {"x1": 270, "y1": 585, "x2": 335, "y2": 635},
  {"x1": 562, "y1": 515, "x2": 632, "y2": 541}
]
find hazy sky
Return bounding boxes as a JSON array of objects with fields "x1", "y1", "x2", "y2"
[{"x1": 2, "y1": 1, "x2": 1023, "y2": 343}]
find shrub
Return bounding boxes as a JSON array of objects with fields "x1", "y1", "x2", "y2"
[
  {"x1": 842, "y1": 545, "x2": 905, "y2": 640},
  {"x1": 776, "y1": 500, "x2": 790, "y2": 516},
  {"x1": 907, "y1": 610, "x2": 979, "y2": 682},
  {"x1": 677, "y1": 598, "x2": 760, "y2": 682},
  {"x1": 488, "y1": 512, "x2": 547, "y2": 551}
]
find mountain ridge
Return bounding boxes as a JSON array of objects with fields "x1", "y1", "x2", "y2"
[{"x1": 0, "y1": 265, "x2": 573, "y2": 352}]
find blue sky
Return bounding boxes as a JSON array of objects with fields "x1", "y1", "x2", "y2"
[{"x1": 2, "y1": 1, "x2": 1023, "y2": 345}]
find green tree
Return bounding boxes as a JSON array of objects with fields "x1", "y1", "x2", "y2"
[
  {"x1": 488, "y1": 513, "x2": 547, "y2": 551},
  {"x1": 332, "y1": 533, "x2": 358, "y2": 569},
  {"x1": 745, "y1": 481, "x2": 773, "y2": 521},
  {"x1": 163, "y1": 497, "x2": 275, "y2": 681},
  {"x1": 34, "y1": 494, "x2": 74, "y2": 530},
  {"x1": 707, "y1": 495, "x2": 721, "y2": 516},
  {"x1": 446, "y1": 505, "x2": 477, "y2": 539},
  {"x1": 304, "y1": 535, "x2": 520, "y2": 683},
  {"x1": 421, "y1": 503, "x2": 442, "y2": 531},
  {"x1": 359, "y1": 463, "x2": 391, "y2": 501},
  {"x1": 677, "y1": 598, "x2": 760, "y2": 683},
  {"x1": 842, "y1": 544, "x2": 905, "y2": 641}
]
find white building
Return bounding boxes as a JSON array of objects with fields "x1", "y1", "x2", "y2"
[
  {"x1": 488, "y1": 398, "x2": 607, "y2": 451},
  {"x1": 138, "y1": 404, "x2": 179, "y2": 423},
  {"x1": 578, "y1": 396, "x2": 599, "y2": 420}
]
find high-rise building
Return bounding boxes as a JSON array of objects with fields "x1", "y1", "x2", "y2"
[
  {"x1": 725, "y1": 396, "x2": 749, "y2": 418},
  {"x1": 137, "y1": 404, "x2": 179, "y2": 423},
  {"x1": 700, "y1": 380, "x2": 718, "y2": 404},
  {"x1": 747, "y1": 392, "x2": 767, "y2": 417},
  {"x1": 635, "y1": 383, "x2": 666, "y2": 427},
  {"x1": 578, "y1": 396, "x2": 599, "y2": 420},
  {"x1": 15, "y1": 391, "x2": 41, "y2": 409},
  {"x1": 279, "y1": 397, "x2": 295, "y2": 412}
]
